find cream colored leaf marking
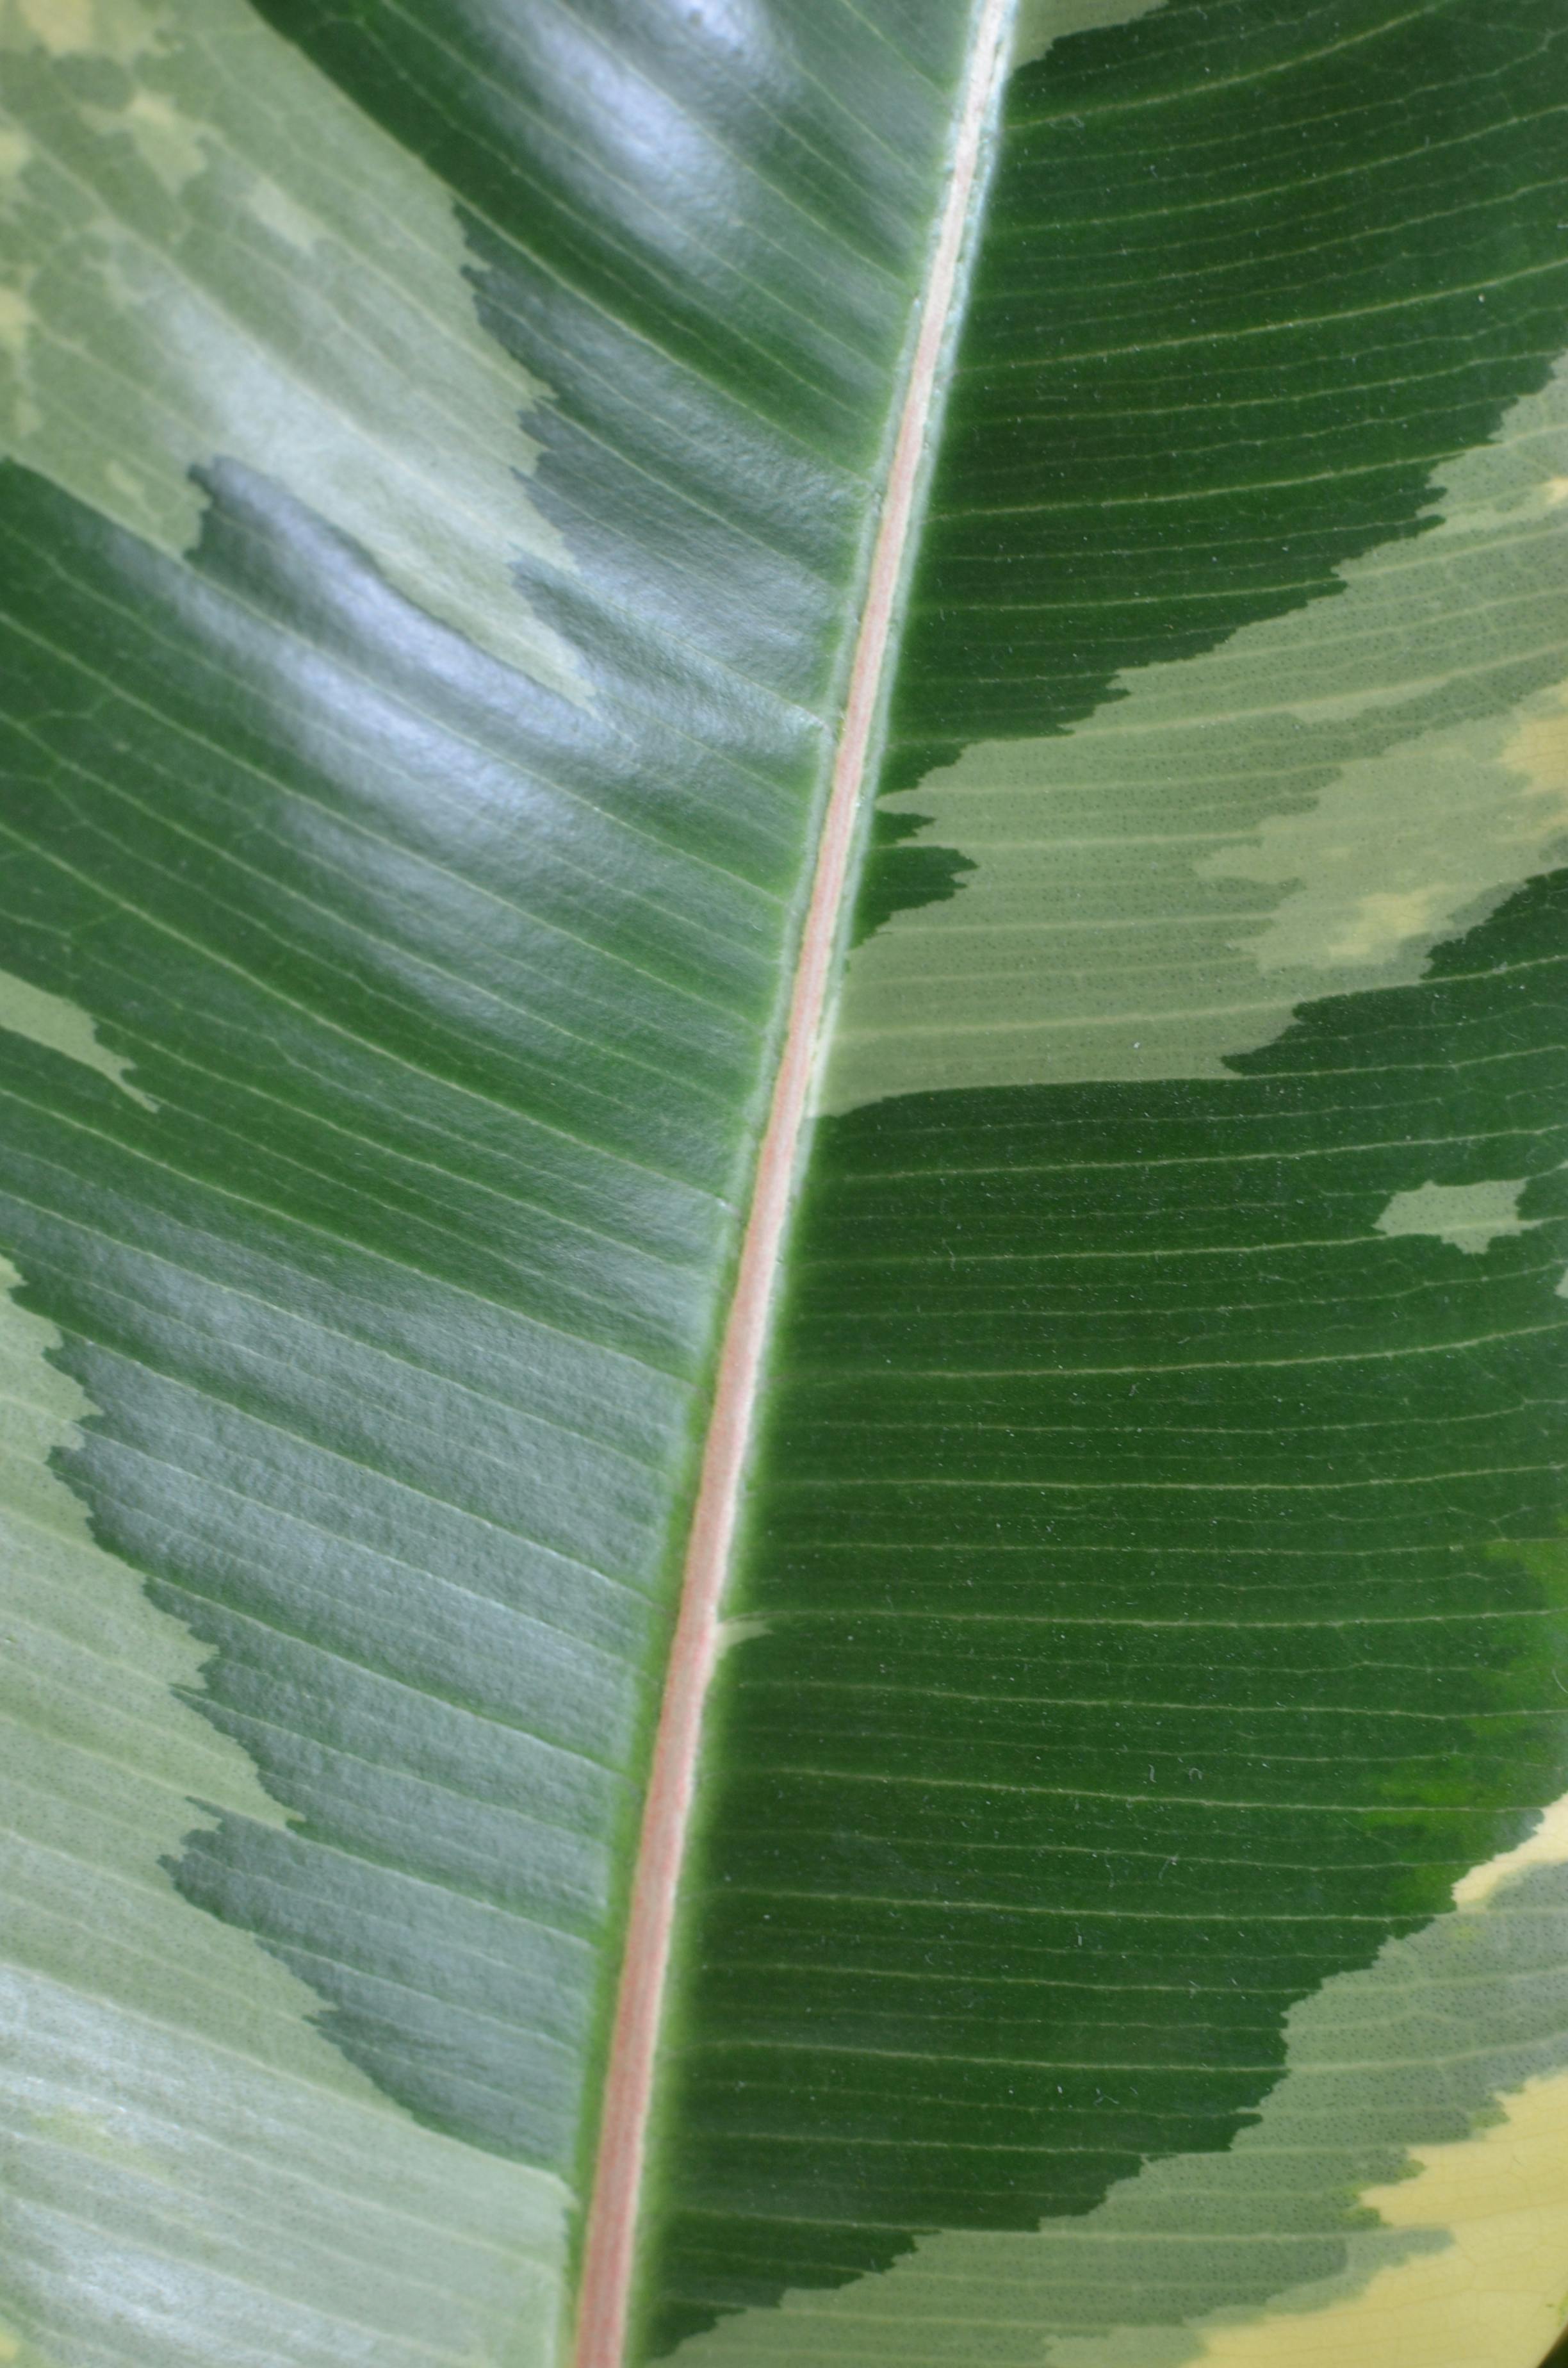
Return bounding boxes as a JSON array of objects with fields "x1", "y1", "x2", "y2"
[
  {"x1": 1012, "y1": 0, "x2": 1167, "y2": 70},
  {"x1": 0, "y1": 966, "x2": 153, "y2": 1106},
  {"x1": 1375, "y1": 1178, "x2": 1537, "y2": 1256},
  {"x1": 0, "y1": 1255, "x2": 571, "y2": 2367},
  {"x1": 0, "y1": 0, "x2": 584, "y2": 698},
  {"x1": 827, "y1": 360, "x2": 1568, "y2": 1110},
  {"x1": 1455, "y1": 1795, "x2": 1568, "y2": 1910},
  {"x1": 671, "y1": 1818, "x2": 1568, "y2": 2368},
  {"x1": 1070, "y1": 2078, "x2": 1568, "y2": 2368}
]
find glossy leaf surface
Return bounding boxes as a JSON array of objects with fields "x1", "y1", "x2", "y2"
[{"x1": 3, "y1": 3, "x2": 1568, "y2": 2367}]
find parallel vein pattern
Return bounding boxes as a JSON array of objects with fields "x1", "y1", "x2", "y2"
[
  {"x1": 641, "y1": 3, "x2": 1568, "y2": 2362},
  {"x1": 7, "y1": 3, "x2": 1568, "y2": 2365},
  {"x1": 0, "y1": 0, "x2": 974, "y2": 2359},
  {"x1": 649, "y1": 873, "x2": 1568, "y2": 2351}
]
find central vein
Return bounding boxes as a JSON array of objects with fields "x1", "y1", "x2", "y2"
[{"x1": 569, "y1": 10, "x2": 1017, "y2": 2359}]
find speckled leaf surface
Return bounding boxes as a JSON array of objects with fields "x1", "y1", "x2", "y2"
[{"x1": 3, "y1": 4, "x2": 1568, "y2": 2367}]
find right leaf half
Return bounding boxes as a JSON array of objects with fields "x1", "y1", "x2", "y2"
[{"x1": 641, "y1": 4, "x2": 1568, "y2": 2364}]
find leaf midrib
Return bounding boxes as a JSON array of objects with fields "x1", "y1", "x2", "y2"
[{"x1": 567, "y1": 6, "x2": 1020, "y2": 2360}]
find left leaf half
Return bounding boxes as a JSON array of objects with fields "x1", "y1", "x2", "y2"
[{"x1": 0, "y1": 1, "x2": 965, "y2": 2356}]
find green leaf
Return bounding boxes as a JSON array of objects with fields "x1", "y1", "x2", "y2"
[{"x1": 3, "y1": 4, "x2": 1568, "y2": 2367}]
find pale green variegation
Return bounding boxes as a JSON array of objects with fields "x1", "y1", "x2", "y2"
[
  {"x1": 826, "y1": 363, "x2": 1568, "y2": 1110},
  {"x1": 0, "y1": 969, "x2": 152, "y2": 1110},
  {"x1": 1011, "y1": 0, "x2": 1165, "y2": 67},
  {"x1": 667, "y1": 1839, "x2": 1568, "y2": 2368},
  {"x1": 0, "y1": 1256, "x2": 571, "y2": 2368},
  {"x1": 0, "y1": 0, "x2": 582, "y2": 693},
  {"x1": 1374, "y1": 1177, "x2": 1539, "y2": 1256}
]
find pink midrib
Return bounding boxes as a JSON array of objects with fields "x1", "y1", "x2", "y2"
[{"x1": 570, "y1": 10, "x2": 1015, "y2": 2360}]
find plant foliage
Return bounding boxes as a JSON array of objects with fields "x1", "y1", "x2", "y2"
[{"x1": 3, "y1": 2, "x2": 1568, "y2": 2365}]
